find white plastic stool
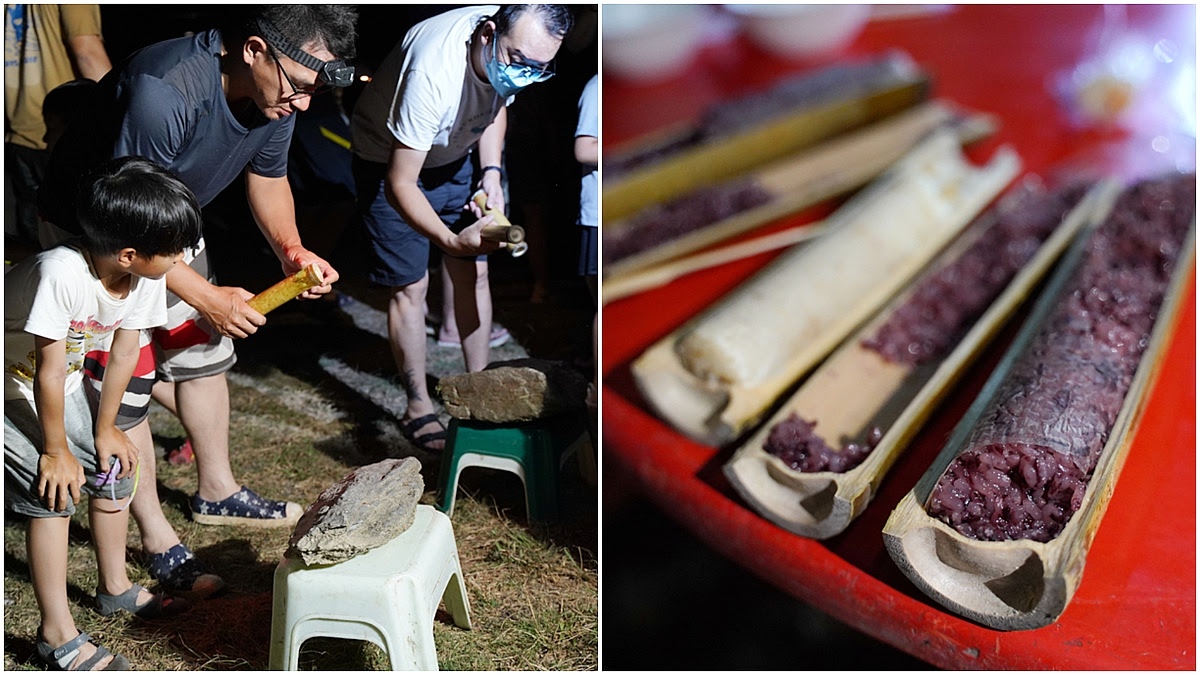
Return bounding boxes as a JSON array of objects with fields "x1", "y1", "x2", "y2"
[{"x1": 268, "y1": 505, "x2": 472, "y2": 670}]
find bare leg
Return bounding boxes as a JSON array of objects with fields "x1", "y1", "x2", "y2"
[
  {"x1": 28, "y1": 516, "x2": 116, "y2": 669},
  {"x1": 390, "y1": 272, "x2": 444, "y2": 450},
  {"x1": 444, "y1": 256, "x2": 492, "y2": 373},
  {"x1": 172, "y1": 374, "x2": 241, "y2": 503},
  {"x1": 124, "y1": 419, "x2": 183, "y2": 555},
  {"x1": 438, "y1": 260, "x2": 457, "y2": 343},
  {"x1": 90, "y1": 496, "x2": 155, "y2": 604}
]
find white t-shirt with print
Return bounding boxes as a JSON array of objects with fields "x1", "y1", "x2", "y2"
[
  {"x1": 4, "y1": 244, "x2": 168, "y2": 403},
  {"x1": 351, "y1": 5, "x2": 509, "y2": 168}
]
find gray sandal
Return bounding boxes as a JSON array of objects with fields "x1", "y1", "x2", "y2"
[
  {"x1": 95, "y1": 584, "x2": 190, "y2": 619},
  {"x1": 35, "y1": 629, "x2": 129, "y2": 671}
]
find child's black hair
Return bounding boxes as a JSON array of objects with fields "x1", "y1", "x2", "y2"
[{"x1": 76, "y1": 156, "x2": 203, "y2": 257}]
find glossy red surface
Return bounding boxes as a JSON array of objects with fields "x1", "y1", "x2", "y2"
[{"x1": 602, "y1": 5, "x2": 1196, "y2": 669}]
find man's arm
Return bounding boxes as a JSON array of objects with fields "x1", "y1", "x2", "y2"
[
  {"x1": 165, "y1": 262, "x2": 264, "y2": 339},
  {"x1": 32, "y1": 336, "x2": 84, "y2": 512},
  {"x1": 66, "y1": 33, "x2": 111, "y2": 81},
  {"x1": 91, "y1": 328, "x2": 141, "y2": 480},
  {"x1": 386, "y1": 143, "x2": 500, "y2": 258},
  {"x1": 245, "y1": 172, "x2": 338, "y2": 299},
  {"x1": 473, "y1": 105, "x2": 507, "y2": 215}
]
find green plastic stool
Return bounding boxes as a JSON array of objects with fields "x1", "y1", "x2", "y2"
[{"x1": 436, "y1": 418, "x2": 568, "y2": 522}]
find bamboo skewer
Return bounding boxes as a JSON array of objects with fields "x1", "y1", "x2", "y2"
[
  {"x1": 246, "y1": 263, "x2": 326, "y2": 315},
  {"x1": 602, "y1": 220, "x2": 830, "y2": 304}
]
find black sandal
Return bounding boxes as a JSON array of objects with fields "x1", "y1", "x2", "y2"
[
  {"x1": 35, "y1": 629, "x2": 129, "y2": 671},
  {"x1": 402, "y1": 414, "x2": 447, "y2": 452}
]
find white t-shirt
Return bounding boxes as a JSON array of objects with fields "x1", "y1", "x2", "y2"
[
  {"x1": 4, "y1": 244, "x2": 168, "y2": 403},
  {"x1": 351, "y1": 5, "x2": 509, "y2": 168},
  {"x1": 576, "y1": 74, "x2": 598, "y2": 228}
]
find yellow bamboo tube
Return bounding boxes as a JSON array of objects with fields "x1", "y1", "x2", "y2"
[{"x1": 247, "y1": 263, "x2": 325, "y2": 315}]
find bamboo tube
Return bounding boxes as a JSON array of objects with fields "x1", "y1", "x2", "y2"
[
  {"x1": 723, "y1": 180, "x2": 1118, "y2": 540},
  {"x1": 603, "y1": 58, "x2": 930, "y2": 223},
  {"x1": 882, "y1": 184, "x2": 1196, "y2": 630},
  {"x1": 603, "y1": 102, "x2": 997, "y2": 281},
  {"x1": 630, "y1": 130, "x2": 1020, "y2": 446},
  {"x1": 246, "y1": 263, "x2": 325, "y2": 315},
  {"x1": 472, "y1": 190, "x2": 527, "y2": 246}
]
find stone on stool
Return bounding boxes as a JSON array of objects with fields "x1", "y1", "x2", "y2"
[
  {"x1": 287, "y1": 457, "x2": 423, "y2": 566},
  {"x1": 437, "y1": 358, "x2": 589, "y2": 423}
]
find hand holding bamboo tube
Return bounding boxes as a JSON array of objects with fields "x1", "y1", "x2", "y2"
[
  {"x1": 246, "y1": 263, "x2": 325, "y2": 315},
  {"x1": 472, "y1": 190, "x2": 527, "y2": 257}
]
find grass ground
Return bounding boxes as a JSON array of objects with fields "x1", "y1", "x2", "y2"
[{"x1": 3, "y1": 220, "x2": 598, "y2": 670}]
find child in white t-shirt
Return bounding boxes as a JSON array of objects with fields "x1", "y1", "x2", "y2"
[{"x1": 4, "y1": 156, "x2": 202, "y2": 670}]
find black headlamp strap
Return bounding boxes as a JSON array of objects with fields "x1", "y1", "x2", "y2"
[{"x1": 254, "y1": 18, "x2": 353, "y2": 87}]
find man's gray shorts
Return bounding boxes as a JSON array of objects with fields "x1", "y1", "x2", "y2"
[{"x1": 5, "y1": 388, "x2": 136, "y2": 518}]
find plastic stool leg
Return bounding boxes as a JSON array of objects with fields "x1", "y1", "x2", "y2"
[
  {"x1": 524, "y1": 426, "x2": 560, "y2": 522},
  {"x1": 437, "y1": 421, "x2": 464, "y2": 515}
]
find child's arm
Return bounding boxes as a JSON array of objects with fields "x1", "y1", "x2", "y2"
[
  {"x1": 92, "y1": 328, "x2": 141, "y2": 481},
  {"x1": 32, "y1": 336, "x2": 85, "y2": 512}
]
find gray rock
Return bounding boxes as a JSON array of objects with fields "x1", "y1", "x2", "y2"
[
  {"x1": 287, "y1": 457, "x2": 424, "y2": 565},
  {"x1": 437, "y1": 358, "x2": 590, "y2": 422}
]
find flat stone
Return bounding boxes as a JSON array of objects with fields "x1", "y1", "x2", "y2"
[
  {"x1": 287, "y1": 457, "x2": 423, "y2": 565},
  {"x1": 437, "y1": 358, "x2": 590, "y2": 422}
]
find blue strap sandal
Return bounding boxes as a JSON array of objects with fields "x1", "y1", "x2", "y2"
[
  {"x1": 36, "y1": 629, "x2": 130, "y2": 671},
  {"x1": 95, "y1": 584, "x2": 190, "y2": 619}
]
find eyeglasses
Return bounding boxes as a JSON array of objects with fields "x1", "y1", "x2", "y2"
[
  {"x1": 269, "y1": 48, "x2": 330, "y2": 102},
  {"x1": 495, "y1": 38, "x2": 555, "y2": 82}
]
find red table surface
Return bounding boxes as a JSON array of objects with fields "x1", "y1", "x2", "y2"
[{"x1": 601, "y1": 5, "x2": 1196, "y2": 669}]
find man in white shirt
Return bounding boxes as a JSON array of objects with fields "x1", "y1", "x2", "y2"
[{"x1": 350, "y1": 5, "x2": 573, "y2": 451}]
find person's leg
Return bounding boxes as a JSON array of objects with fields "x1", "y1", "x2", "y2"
[
  {"x1": 389, "y1": 273, "x2": 445, "y2": 449},
  {"x1": 444, "y1": 255, "x2": 492, "y2": 373},
  {"x1": 171, "y1": 374, "x2": 240, "y2": 502},
  {"x1": 91, "y1": 497, "x2": 158, "y2": 605},
  {"x1": 437, "y1": 259, "x2": 457, "y2": 342}
]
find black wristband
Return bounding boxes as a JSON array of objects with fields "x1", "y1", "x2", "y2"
[{"x1": 481, "y1": 165, "x2": 503, "y2": 178}]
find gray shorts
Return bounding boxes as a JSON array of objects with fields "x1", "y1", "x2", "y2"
[{"x1": 4, "y1": 388, "x2": 136, "y2": 518}]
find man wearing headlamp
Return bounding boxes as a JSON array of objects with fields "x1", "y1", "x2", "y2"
[
  {"x1": 38, "y1": 5, "x2": 358, "y2": 600},
  {"x1": 350, "y1": 5, "x2": 573, "y2": 453}
]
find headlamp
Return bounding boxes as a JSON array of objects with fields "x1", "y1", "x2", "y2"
[{"x1": 255, "y1": 18, "x2": 355, "y2": 88}]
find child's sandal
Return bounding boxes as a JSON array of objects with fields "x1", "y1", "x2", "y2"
[
  {"x1": 35, "y1": 629, "x2": 129, "y2": 671},
  {"x1": 95, "y1": 584, "x2": 190, "y2": 619}
]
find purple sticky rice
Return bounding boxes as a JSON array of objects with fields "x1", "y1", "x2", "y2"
[
  {"x1": 764, "y1": 183, "x2": 1089, "y2": 474},
  {"x1": 927, "y1": 174, "x2": 1195, "y2": 543},
  {"x1": 602, "y1": 180, "x2": 772, "y2": 265}
]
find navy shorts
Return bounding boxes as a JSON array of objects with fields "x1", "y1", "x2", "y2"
[
  {"x1": 353, "y1": 154, "x2": 480, "y2": 288},
  {"x1": 578, "y1": 225, "x2": 598, "y2": 277}
]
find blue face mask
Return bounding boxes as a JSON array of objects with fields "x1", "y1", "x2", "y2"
[{"x1": 485, "y1": 36, "x2": 552, "y2": 98}]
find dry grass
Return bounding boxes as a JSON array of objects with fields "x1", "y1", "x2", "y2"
[{"x1": 4, "y1": 268, "x2": 598, "y2": 670}]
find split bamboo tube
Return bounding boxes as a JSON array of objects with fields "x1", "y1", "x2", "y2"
[
  {"x1": 603, "y1": 56, "x2": 930, "y2": 223},
  {"x1": 603, "y1": 101, "x2": 996, "y2": 282},
  {"x1": 247, "y1": 263, "x2": 325, "y2": 315},
  {"x1": 631, "y1": 130, "x2": 1021, "y2": 446},
  {"x1": 724, "y1": 179, "x2": 1118, "y2": 540},
  {"x1": 882, "y1": 204, "x2": 1196, "y2": 631}
]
